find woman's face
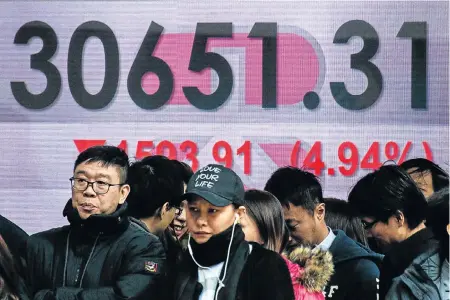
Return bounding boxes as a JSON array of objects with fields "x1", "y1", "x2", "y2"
[{"x1": 186, "y1": 197, "x2": 237, "y2": 244}]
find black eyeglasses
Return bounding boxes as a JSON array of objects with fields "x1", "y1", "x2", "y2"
[
  {"x1": 70, "y1": 177, "x2": 125, "y2": 195},
  {"x1": 361, "y1": 219, "x2": 379, "y2": 230}
]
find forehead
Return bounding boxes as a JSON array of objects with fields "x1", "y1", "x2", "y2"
[
  {"x1": 74, "y1": 161, "x2": 121, "y2": 180},
  {"x1": 188, "y1": 196, "x2": 227, "y2": 210},
  {"x1": 283, "y1": 205, "x2": 310, "y2": 221}
]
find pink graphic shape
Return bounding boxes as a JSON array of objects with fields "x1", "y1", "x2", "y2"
[{"x1": 141, "y1": 32, "x2": 320, "y2": 106}]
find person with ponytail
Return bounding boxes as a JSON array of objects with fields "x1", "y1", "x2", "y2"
[
  {"x1": 240, "y1": 189, "x2": 334, "y2": 300},
  {"x1": 172, "y1": 164, "x2": 294, "y2": 300}
]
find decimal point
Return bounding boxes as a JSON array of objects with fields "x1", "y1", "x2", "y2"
[
  {"x1": 303, "y1": 91, "x2": 320, "y2": 110},
  {"x1": 327, "y1": 168, "x2": 335, "y2": 176}
]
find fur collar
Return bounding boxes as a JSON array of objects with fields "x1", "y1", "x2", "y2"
[{"x1": 285, "y1": 246, "x2": 334, "y2": 292}]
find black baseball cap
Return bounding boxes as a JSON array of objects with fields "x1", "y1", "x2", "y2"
[{"x1": 182, "y1": 164, "x2": 245, "y2": 207}]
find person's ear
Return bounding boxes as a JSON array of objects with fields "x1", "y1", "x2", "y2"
[
  {"x1": 446, "y1": 224, "x2": 450, "y2": 236},
  {"x1": 394, "y1": 210, "x2": 405, "y2": 227},
  {"x1": 119, "y1": 184, "x2": 130, "y2": 204},
  {"x1": 315, "y1": 203, "x2": 325, "y2": 221},
  {"x1": 236, "y1": 206, "x2": 247, "y2": 224},
  {"x1": 161, "y1": 202, "x2": 171, "y2": 218}
]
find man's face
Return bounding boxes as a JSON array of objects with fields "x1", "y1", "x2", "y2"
[
  {"x1": 407, "y1": 168, "x2": 434, "y2": 199},
  {"x1": 72, "y1": 161, "x2": 130, "y2": 219},
  {"x1": 283, "y1": 204, "x2": 320, "y2": 246},
  {"x1": 361, "y1": 215, "x2": 402, "y2": 253}
]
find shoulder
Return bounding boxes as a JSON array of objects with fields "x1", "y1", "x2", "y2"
[
  {"x1": 124, "y1": 219, "x2": 165, "y2": 254},
  {"x1": 352, "y1": 257, "x2": 381, "y2": 278},
  {"x1": 247, "y1": 243, "x2": 288, "y2": 272},
  {"x1": 29, "y1": 226, "x2": 68, "y2": 244}
]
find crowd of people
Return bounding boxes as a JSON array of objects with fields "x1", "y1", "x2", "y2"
[{"x1": 0, "y1": 145, "x2": 448, "y2": 299}]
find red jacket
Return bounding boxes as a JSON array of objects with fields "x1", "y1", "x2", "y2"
[{"x1": 283, "y1": 246, "x2": 334, "y2": 300}]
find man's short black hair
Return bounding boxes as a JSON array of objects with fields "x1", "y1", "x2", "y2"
[
  {"x1": 348, "y1": 165, "x2": 427, "y2": 229},
  {"x1": 127, "y1": 155, "x2": 184, "y2": 219},
  {"x1": 172, "y1": 160, "x2": 194, "y2": 184},
  {"x1": 400, "y1": 158, "x2": 449, "y2": 193},
  {"x1": 264, "y1": 166, "x2": 323, "y2": 215},
  {"x1": 74, "y1": 145, "x2": 129, "y2": 182}
]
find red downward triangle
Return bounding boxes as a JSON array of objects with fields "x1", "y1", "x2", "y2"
[
  {"x1": 74, "y1": 140, "x2": 106, "y2": 153},
  {"x1": 259, "y1": 143, "x2": 295, "y2": 167}
]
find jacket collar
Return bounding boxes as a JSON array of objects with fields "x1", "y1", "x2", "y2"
[
  {"x1": 63, "y1": 199, "x2": 129, "y2": 236},
  {"x1": 385, "y1": 228, "x2": 438, "y2": 275}
]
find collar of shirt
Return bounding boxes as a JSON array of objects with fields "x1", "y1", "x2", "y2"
[{"x1": 315, "y1": 227, "x2": 336, "y2": 251}]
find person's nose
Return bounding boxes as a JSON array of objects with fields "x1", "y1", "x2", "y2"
[{"x1": 83, "y1": 183, "x2": 97, "y2": 197}]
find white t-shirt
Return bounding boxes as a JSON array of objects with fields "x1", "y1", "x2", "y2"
[
  {"x1": 198, "y1": 262, "x2": 224, "y2": 300},
  {"x1": 196, "y1": 244, "x2": 253, "y2": 300}
]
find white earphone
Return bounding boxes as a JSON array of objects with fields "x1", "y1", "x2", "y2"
[{"x1": 234, "y1": 213, "x2": 239, "y2": 224}]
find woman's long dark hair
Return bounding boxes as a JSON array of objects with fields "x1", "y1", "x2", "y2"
[
  {"x1": 243, "y1": 189, "x2": 286, "y2": 253},
  {"x1": 324, "y1": 198, "x2": 369, "y2": 247},
  {"x1": 0, "y1": 235, "x2": 20, "y2": 299}
]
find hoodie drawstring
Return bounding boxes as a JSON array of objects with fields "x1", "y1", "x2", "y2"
[{"x1": 62, "y1": 230, "x2": 101, "y2": 288}]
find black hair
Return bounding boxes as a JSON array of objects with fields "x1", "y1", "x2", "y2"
[
  {"x1": 127, "y1": 155, "x2": 184, "y2": 219},
  {"x1": 264, "y1": 167, "x2": 323, "y2": 215},
  {"x1": 426, "y1": 187, "x2": 449, "y2": 261},
  {"x1": 172, "y1": 160, "x2": 194, "y2": 184},
  {"x1": 243, "y1": 189, "x2": 287, "y2": 253},
  {"x1": 323, "y1": 198, "x2": 368, "y2": 247},
  {"x1": 348, "y1": 165, "x2": 427, "y2": 229},
  {"x1": 0, "y1": 235, "x2": 21, "y2": 300},
  {"x1": 400, "y1": 158, "x2": 449, "y2": 194},
  {"x1": 74, "y1": 145, "x2": 129, "y2": 182}
]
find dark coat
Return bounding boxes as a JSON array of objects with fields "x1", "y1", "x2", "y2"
[
  {"x1": 379, "y1": 227, "x2": 439, "y2": 299},
  {"x1": 324, "y1": 230, "x2": 383, "y2": 300},
  {"x1": 173, "y1": 242, "x2": 295, "y2": 300},
  {"x1": 25, "y1": 201, "x2": 166, "y2": 300}
]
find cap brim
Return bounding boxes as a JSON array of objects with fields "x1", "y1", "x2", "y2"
[{"x1": 182, "y1": 190, "x2": 232, "y2": 207}]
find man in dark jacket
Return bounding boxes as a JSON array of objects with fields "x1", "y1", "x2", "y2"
[
  {"x1": 348, "y1": 165, "x2": 438, "y2": 299},
  {"x1": 265, "y1": 167, "x2": 382, "y2": 299},
  {"x1": 26, "y1": 146, "x2": 166, "y2": 300}
]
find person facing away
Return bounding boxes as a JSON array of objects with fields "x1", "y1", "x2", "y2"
[
  {"x1": 400, "y1": 158, "x2": 449, "y2": 199},
  {"x1": 240, "y1": 189, "x2": 334, "y2": 300},
  {"x1": 172, "y1": 164, "x2": 295, "y2": 300},
  {"x1": 265, "y1": 167, "x2": 382, "y2": 300},
  {"x1": 386, "y1": 187, "x2": 450, "y2": 300},
  {"x1": 348, "y1": 164, "x2": 438, "y2": 299},
  {"x1": 0, "y1": 235, "x2": 29, "y2": 300},
  {"x1": 127, "y1": 155, "x2": 187, "y2": 297},
  {"x1": 322, "y1": 198, "x2": 368, "y2": 247},
  {"x1": 25, "y1": 146, "x2": 166, "y2": 300}
]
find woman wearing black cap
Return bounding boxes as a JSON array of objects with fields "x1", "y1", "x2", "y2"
[{"x1": 172, "y1": 164, "x2": 295, "y2": 300}]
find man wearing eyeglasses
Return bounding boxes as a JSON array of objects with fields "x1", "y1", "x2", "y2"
[
  {"x1": 25, "y1": 146, "x2": 166, "y2": 300},
  {"x1": 348, "y1": 165, "x2": 439, "y2": 299}
]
